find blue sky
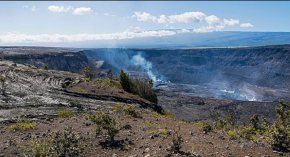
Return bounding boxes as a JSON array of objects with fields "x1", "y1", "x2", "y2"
[{"x1": 0, "y1": 1, "x2": 290, "y2": 45}]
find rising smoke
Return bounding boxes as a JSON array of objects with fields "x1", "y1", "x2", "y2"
[{"x1": 130, "y1": 53, "x2": 161, "y2": 82}]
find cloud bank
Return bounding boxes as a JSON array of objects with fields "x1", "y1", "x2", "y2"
[
  {"x1": 48, "y1": 5, "x2": 93, "y2": 15},
  {"x1": 0, "y1": 30, "x2": 177, "y2": 43},
  {"x1": 132, "y1": 11, "x2": 254, "y2": 32}
]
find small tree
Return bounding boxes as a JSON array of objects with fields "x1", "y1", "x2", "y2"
[
  {"x1": 43, "y1": 64, "x2": 49, "y2": 70},
  {"x1": 0, "y1": 75, "x2": 7, "y2": 95},
  {"x1": 226, "y1": 111, "x2": 236, "y2": 128},
  {"x1": 83, "y1": 66, "x2": 94, "y2": 81},
  {"x1": 170, "y1": 128, "x2": 183, "y2": 154},
  {"x1": 119, "y1": 70, "x2": 131, "y2": 93},
  {"x1": 250, "y1": 114, "x2": 260, "y2": 130},
  {"x1": 107, "y1": 69, "x2": 113, "y2": 81},
  {"x1": 90, "y1": 112, "x2": 120, "y2": 143},
  {"x1": 271, "y1": 100, "x2": 290, "y2": 152}
]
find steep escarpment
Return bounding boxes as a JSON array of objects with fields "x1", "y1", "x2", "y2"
[
  {"x1": 0, "y1": 47, "x2": 89, "y2": 73},
  {"x1": 138, "y1": 45, "x2": 290, "y2": 89},
  {"x1": 85, "y1": 45, "x2": 290, "y2": 101}
]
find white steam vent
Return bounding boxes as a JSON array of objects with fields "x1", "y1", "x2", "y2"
[{"x1": 131, "y1": 53, "x2": 161, "y2": 82}]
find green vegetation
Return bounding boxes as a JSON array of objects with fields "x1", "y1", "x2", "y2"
[
  {"x1": 31, "y1": 127, "x2": 83, "y2": 157},
  {"x1": 90, "y1": 112, "x2": 120, "y2": 143},
  {"x1": 83, "y1": 66, "x2": 94, "y2": 81},
  {"x1": 119, "y1": 70, "x2": 131, "y2": 93},
  {"x1": 51, "y1": 127, "x2": 83, "y2": 157},
  {"x1": 149, "y1": 128, "x2": 171, "y2": 138},
  {"x1": 191, "y1": 121, "x2": 212, "y2": 134},
  {"x1": 119, "y1": 70, "x2": 158, "y2": 103},
  {"x1": 113, "y1": 104, "x2": 141, "y2": 118},
  {"x1": 9, "y1": 123, "x2": 37, "y2": 132},
  {"x1": 98, "y1": 78, "x2": 122, "y2": 89},
  {"x1": 43, "y1": 64, "x2": 48, "y2": 70},
  {"x1": 270, "y1": 100, "x2": 290, "y2": 152},
  {"x1": 123, "y1": 105, "x2": 141, "y2": 118},
  {"x1": 149, "y1": 110, "x2": 175, "y2": 119},
  {"x1": 170, "y1": 128, "x2": 183, "y2": 154},
  {"x1": 227, "y1": 130, "x2": 239, "y2": 139},
  {"x1": 107, "y1": 69, "x2": 113, "y2": 81},
  {"x1": 32, "y1": 138, "x2": 52, "y2": 157},
  {"x1": 0, "y1": 75, "x2": 6, "y2": 95},
  {"x1": 57, "y1": 110, "x2": 76, "y2": 118}
]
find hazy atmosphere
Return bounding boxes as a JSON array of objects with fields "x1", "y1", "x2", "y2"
[
  {"x1": 1, "y1": 1, "x2": 290, "y2": 157},
  {"x1": 1, "y1": 1, "x2": 290, "y2": 47}
]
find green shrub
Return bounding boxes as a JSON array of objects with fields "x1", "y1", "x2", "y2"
[
  {"x1": 250, "y1": 114, "x2": 260, "y2": 131},
  {"x1": 112, "y1": 104, "x2": 141, "y2": 118},
  {"x1": 119, "y1": 70, "x2": 131, "y2": 93},
  {"x1": 149, "y1": 128, "x2": 171, "y2": 138},
  {"x1": 90, "y1": 112, "x2": 120, "y2": 142},
  {"x1": 83, "y1": 66, "x2": 94, "y2": 81},
  {"x1": 170, "y1": 129, "x2": 183, "y2": 153},
  {"x1": 130, "y1": 79, "x2": 158, "y2": 103},
  {"x1": 32, "y1": 138, "x2": 52, "y2": 157},
  {"x1": 123, "y1": 105, "x2": 141, "y2": 118},
  {"x1": 9, "y1": 123, "x2": 37, "y2": 132},
  {"x1": 99, "y1": 78, "x2": 122, "y2": 89},
  {"x1": 238, "y1": 126, "x2": 256, "y2": 140},
  {"x1": 57, "y1": 110, "x2": 75, "y2": 118},
  {"x1": 202, "y1": 123, "x2": 213, "y2": 134},
  {"x1": 43, "y1": 64, "x2": 49, "y2": 70},
  {"x1": 227, "y1": 130, "x2": 239, "y2": 140},
  {"x1": 119, "y1": 70, "x2": 158, "y2": 103},
  {"x1": 214, "y1": 119, "x2": 227, "y2": 130},
  {"x1": 51, "y1": 127, "x2": 83, "y2": 157},
  {"x1": 270, "y1": 100, "x2": 290, "y2": 152},
  {"x1": 226, "y1": 111, "x2": 236, "y2": 128},
  {"x1": 0, "y1": 75, "x2": 7, "y2": 95}
]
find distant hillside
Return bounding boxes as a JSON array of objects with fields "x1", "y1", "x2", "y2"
[{"x1": 80, "y1": 31, "x2": 290, "y2": 48}]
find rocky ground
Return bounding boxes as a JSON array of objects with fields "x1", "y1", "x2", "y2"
[{"x1": 0, "y1": 60, "x2": 288, "y2": 157}]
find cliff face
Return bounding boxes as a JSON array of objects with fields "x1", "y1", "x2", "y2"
[
  {"x1": 142, "y1": 45, "x2": 290, "y2": 88},
  {"x1": 0, "y1": 47, "x2": 89, "y2": 73},
  {"x1": 85, "y1": 45, "x2": 290, "y2": 101}
]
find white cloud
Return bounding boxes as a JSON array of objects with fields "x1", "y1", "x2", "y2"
[
  {"x1": 48, "y1": 5, "x2": 72, "y2": 13},
  {"x1": 223, "y1": 19, "x2": 240, "y2": 26},
  {"x1": 193, "y1": 25, "x2": 225, "y2": 33},
  {"x1": 103, "y1": 13, "x2": 116, "y2": 17},
  {"x1": 167, "y1": 12, "x2": 206, "y2": 23},
  {"x1": 205, "y1": 15, "x2": 220, "y2": 25},
  {"x1": 31, "y1": 6, "x2": 36, "y2": 12},
  {"x1": 240, "y1": 22, "x2": 254, "y2": 28},
  {"x1": 0, "y1": 30, "x2": 176, "y2": 43},
  {"x1": 133, "y1": 12, "x2": 157, "y2": 22},
  {"x1": 132, "y1": 12, "x2": 249, "y2": 32},
  {"x1": 157, "y1": 15, "x2": 167, "y2": 24},
  {"x1": 133, "y1": 11, "x2": 206, "y2": 24},
  {"x1": 72, "y1": 7, "x2": 93, "y2": 15},
  {"x1": 23, "y1": 5, "x2": 36, "y2": 12}
]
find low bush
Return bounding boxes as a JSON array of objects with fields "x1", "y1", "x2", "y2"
[
  {"x1": 227, "y1": 130, "x2": 239, "y2": 140},
  {"x1": 57, "y1": 110, "x2": 75, "y2": 118},
  {"x1": 82, "y1": 66, "x2": 95, "y2": 81},
  {"x1": 32, "y1": 138, "x2": 52, "y2": 157},
  {"x1": 9, "y1": 123, "x2": 37, "y2": 132},
  {"x1": 51, "y1": 127, "x2": 83, "y2": 157},
  {"x1": 170, "y1": 128, "x2": 183, "y2": 153},
  {"x1": 99, "y1": 78, "x2": 122, "y2": 89},
  {"x1": 270, "y1": 100, "x2": 290, "y2": 152},
  {"x1": 90, "y1": 112, "x2": 120, "y2": 143},
  {"x1": 123, "y1": 105, "x2": 141, "y2": 118},
  {"x1": 112, "y1": 104, "x2": 141, "y2": 118}
]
